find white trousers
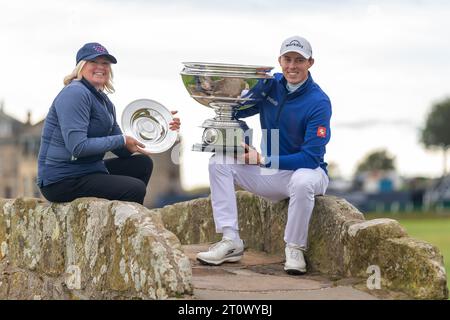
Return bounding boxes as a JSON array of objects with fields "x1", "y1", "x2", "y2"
[{"x1": 209, "y1": 155, "x2": 329, "y2": 248}]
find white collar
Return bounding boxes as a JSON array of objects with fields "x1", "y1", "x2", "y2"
[{"x1": 286, "y1": 77, "x2": 307, "y2": 93}]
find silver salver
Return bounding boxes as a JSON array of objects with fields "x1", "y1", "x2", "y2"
[
  {"x1": 121, "y1": 99, "x2": 177, "y2": 154},
  {"x1": 180, "y1": 62, "x2": 273, "y2": 153}
]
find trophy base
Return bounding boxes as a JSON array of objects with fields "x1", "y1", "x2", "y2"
[
  {"x1": 192, "y1": 143, "x2": 245, "y2": 154},
  {"x1": 194, "y1": 125, "x2": 252, "y2": 154}
]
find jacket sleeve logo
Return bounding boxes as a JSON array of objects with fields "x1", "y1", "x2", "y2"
[{"x1": 317, "y1": 126, "x2": 327, "y2": 138}]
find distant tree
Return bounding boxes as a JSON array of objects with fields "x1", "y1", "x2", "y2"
[
  {"x1": 421, "y1": 97, "x2": 450, "y2": 176},
  {"x1": 355, "y1": 149, "x2": 396, "y2": 174}
]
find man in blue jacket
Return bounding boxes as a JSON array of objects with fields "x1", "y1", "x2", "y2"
[{"x1": 197, "y1": 36, "x2": 332, "y2": 275}]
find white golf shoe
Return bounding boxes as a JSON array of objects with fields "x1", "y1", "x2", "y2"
[
  {"x1": 284, "y1": 245, "x2": 307, "y2": 275},
  {"x1": 196, "y1": 237, "x2": 244, "y2": 266}
]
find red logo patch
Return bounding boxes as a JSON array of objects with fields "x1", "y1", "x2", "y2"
[{"x1": 317, "y1": 126, "x2": 326, "y2": 138}]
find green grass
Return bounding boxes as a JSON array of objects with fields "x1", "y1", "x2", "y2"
[{"x1": 366, "y1": 213, "x2": 450, "y2": 297}]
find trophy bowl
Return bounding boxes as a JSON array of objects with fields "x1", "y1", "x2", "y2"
[
  {"x1": 121, "y1": 99, "x2": 178, "y2": 154},
  {"x1": 180, "y1": 62, "x2": 273, "y2": 153}
]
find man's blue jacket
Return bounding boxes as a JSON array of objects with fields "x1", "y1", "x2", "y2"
[
  {"x1": 37, "y1": 78, "x2": 131, "y2": 187},
  {"x1": 236, "y1": 72, "x2": 332, "y2": 174}
]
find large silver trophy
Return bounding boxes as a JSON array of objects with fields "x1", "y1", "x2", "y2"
[
  {"x1": 180, "y1": 62, "x2": 273, "y2": 153},
  {"x1": 121, "y1": 99, "x2": 178, "y2": 154}
]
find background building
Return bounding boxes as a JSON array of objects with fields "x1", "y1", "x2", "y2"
[
  {"x1": 0, "y1": 102, "x2": 28, "y2": 198},
  {"x1": 17, "y1": 118, "x2": 44, "y2": 198}
]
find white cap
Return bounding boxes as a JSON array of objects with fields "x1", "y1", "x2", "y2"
[{"x1": 279, "y1": 35, "x2": 312, "y2": 59}]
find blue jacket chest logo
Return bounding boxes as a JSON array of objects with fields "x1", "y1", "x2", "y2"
[{"x1": 267, "y1": 96, "x2": 278, "y2": 107}]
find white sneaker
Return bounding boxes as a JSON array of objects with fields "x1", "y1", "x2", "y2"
[
  {"x1": 196, "y1": 237, "x2": 244, "y2": 266},
  {"x1": 284, "y1": 245, "x2": 307, "y2": 275}
]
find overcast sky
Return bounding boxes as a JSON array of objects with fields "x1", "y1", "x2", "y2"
[{"x1": 1, "y1": 0, "x2": 449, "y2": 189}]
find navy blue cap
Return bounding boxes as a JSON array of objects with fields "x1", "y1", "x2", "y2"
[{"x1": 76, "y1": 42, "x2": 117, "y2": 65}]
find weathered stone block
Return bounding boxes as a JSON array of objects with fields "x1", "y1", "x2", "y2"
[{"x1": 0, "y1": 197, "x2": 192, "y2": 300}]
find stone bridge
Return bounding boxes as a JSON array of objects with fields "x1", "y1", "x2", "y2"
[{"x1": 0, "y1": 192, "x2": 447, "y2": 299}]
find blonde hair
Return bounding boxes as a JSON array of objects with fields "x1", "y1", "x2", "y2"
[{"x1": 63, "y1": 60, "x2": 115, "y2": 93}]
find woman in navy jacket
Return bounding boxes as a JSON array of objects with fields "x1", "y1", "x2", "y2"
[{"x1": 37, "y1": 42, "x2": 180, "y2": 204}]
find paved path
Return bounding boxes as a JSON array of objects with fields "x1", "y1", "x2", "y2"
[{"x1": 183, "y1": 244, "x2": 382, "y2": 300}]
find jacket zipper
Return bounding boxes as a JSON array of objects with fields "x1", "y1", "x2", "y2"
[{"x1": 275, "y1": 92, "x2": 288, "y2": 125}]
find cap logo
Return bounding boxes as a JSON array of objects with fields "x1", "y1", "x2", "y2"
[
  {"x1": 286, "y1": 40, "x2": 304, "y2": 49},
  {"x1": 93, "y1": 45, "x2": 107, "y2": 53}
]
